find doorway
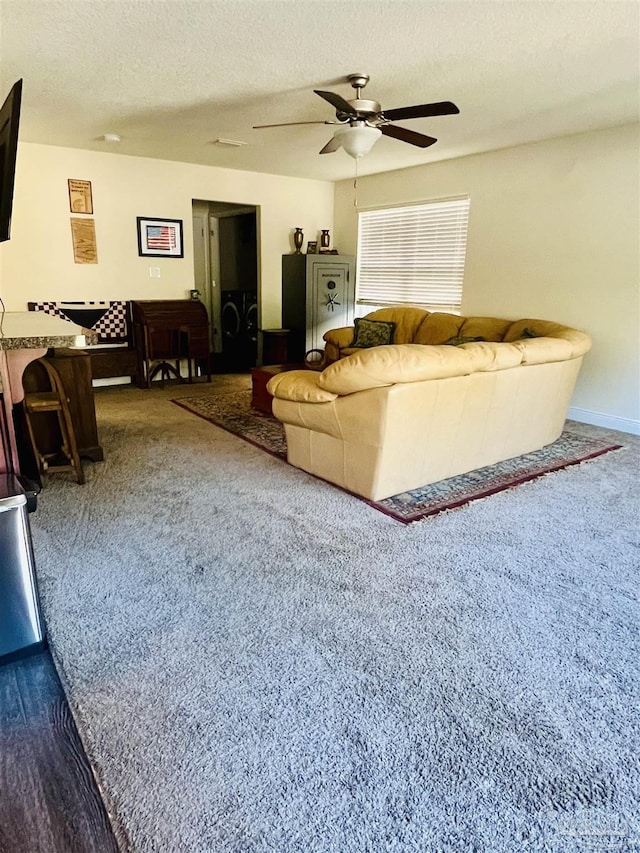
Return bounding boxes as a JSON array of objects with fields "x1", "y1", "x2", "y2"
[{"x1": 191, "y1": 200, "x2": 259, "y2": 371}]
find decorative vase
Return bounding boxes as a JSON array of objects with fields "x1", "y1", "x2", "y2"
[
  {"x1": 293, "y1": 227, "x2": 304, "y2": 254},
  {"x1": 320, "y1": 229, "x2": 331, "y2": 250}
]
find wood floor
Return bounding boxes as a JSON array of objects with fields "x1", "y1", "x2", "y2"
[{"x1": 0, "y1": 649, "x2": 121, "y2": 853}]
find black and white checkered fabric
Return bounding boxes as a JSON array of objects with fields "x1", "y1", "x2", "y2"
[
  {"x1": 29, "y1": 301, "x2": 129, "y2": 343},
  {"x1": 29, "y1": 301, "x2": 69, "y2": 322}
]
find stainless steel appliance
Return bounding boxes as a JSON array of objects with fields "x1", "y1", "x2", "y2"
[
  {"x1": 221, "y1": 289, "x2": 258, "y2": 369},
  {"x1": 0, "y1": 473, "x2": 45, "y2": 664}
]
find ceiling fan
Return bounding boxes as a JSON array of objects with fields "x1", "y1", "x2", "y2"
[{"x1": 253, "y1": 73, "x2": 459, "y2": 159}]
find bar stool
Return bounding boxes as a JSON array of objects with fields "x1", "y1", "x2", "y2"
[{"x1": 23, "y1": 358, "x2": 85, "y2": 485}]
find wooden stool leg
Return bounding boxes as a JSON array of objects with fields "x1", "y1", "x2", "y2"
[
  {"x1": 58, "y1": 395, "x2": 85, "y2": 485},
  {"x1": 23, "y1": 402, "x2": 47, "y2": 477}
]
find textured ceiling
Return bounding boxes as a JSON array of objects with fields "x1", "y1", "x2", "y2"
[{"x1": 1, "y1": 0, "x2": 638, "y2": 181}]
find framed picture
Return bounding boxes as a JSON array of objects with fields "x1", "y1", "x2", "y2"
[
  {"x1": 306, "y1": 240, "x2": 318, "y2": 254},
  {"x1": 137, "y1": 216, "x2": 184, "y2": 257},
  {"x1": 68, "y1": 179, "x2": 93, "y2": 214}
]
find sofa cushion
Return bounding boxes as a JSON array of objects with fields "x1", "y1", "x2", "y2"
[
  {"x1": 468, "y1": 341, "x2": 524, "y2": 371},
  {"x1": 460, "y1": 317, "x2": 512, "y2": 341},
  {"x1": 445, "y1": 335, "x2": 485, "y2": 346},
  {"x1": 511, "y1": 337, "x2": 574, "y2": 364},
  {"x1": 413, "y1": 312, "x2": 463, "y2": 345},
  {"x1": 504, "y1": 319, "x2": 592, "y2": 357},
  {"x1": 364, "y1": 307, "x2": 430, "y2": 344},
  {"x1": 350, "y1": 317, "x2": 396, "y2": 348},
  {"x1": 318, "y1": 343, "x2": 495, "y2": 395},
  {"x1": 503, "y1": 318, "x2": 570, "y2": 343}
]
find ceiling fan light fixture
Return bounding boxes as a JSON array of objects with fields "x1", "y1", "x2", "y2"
[{"x1": 334, "y1": 124, "x2": 381, "y2": 159}]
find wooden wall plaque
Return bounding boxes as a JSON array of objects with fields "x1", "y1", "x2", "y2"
[
  {"x1": 68, "y1": 179, "x2": 93, "y2": 214},
  {"x1": 70, "y1": 217, "x2": 98, "y2": 264}
]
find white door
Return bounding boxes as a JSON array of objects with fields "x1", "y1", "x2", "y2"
[
  {"x1": 208, "y1": 216, "x2": 221, "y2": 354},
  {"x1": 191, "y1": 212, "x2": 221, "y2": 352}
]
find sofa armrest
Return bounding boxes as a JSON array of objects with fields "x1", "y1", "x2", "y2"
[
  {"x1": 267, "y1": 369, "x2": 338, "y2": 403},
  {"x1": 323, "y1": 326, "x2": 354, "y2": 347},
  {"x1": 321, "y1": 326, "x2": 355, "y2": 365}
]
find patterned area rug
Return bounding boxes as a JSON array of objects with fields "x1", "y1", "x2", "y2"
[{"x1": 172, "y1": 391, "x2": 622, "y2": 523}]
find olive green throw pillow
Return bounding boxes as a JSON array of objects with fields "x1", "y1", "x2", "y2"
[
  {"x1": 350, "y1": 317, "x2": 396, "y2": 348},
  {"x1": 444, "y1": 335, "x2": 485, "y2": 346}
]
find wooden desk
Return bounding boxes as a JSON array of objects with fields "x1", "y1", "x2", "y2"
[{"x1": 131, "y1": 300, "x2": 211, "y2": 388}]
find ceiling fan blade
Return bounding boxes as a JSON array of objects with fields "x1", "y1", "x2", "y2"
[
  {"x1": 381, "y1": 125, "x2": 438, "y2": 148},
  {"x1": 314, "y1": 89, "x2": 357, "y2": 116},
  {"x1": 253, "y1": 120, "x2": 329, "y2": 129},
  {"x1": 319, "y1": 135, "x2": 341, "y2": 155},
  {"x1": 382, "y1": 101, "x2": 460, "y2": 121}
]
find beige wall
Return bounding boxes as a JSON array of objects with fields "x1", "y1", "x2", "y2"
[
  {"x1": 0, "y1": 143, "x2": 334, "y2": 328},
  {"x1": 2, "y1": 130, "x2": 637, "y2": 429},
  {"x1": 334, "y1": 124, "x2": 640, "y2": 430}
]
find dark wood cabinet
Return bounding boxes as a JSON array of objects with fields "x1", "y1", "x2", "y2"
[
  {"x1": 89, "y1": 346, "x2": 138, "y2": 382},
  {"x1": 260, "y1": 329, "x2": 290, "y2": 365}
]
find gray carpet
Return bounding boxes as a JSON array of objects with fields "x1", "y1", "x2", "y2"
[
  {"x1": 30, "y1": 377, "x2": 640, "y2": 852},
  {"x1": 171, "y1": 390, "x2": 622, "y2": 522}
]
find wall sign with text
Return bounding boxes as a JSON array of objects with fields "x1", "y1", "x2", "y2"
[{"x1": 68, "y1": 179, "x2": 93, "y2": 214}]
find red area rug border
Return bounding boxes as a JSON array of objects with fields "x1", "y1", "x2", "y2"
[
  {"x1": 172, "y1": 397, "x2": 287, "y2": 462},
  {"x1": 374, "y1": 444, "x2": 623, "y2": 524},
  {"x1": 171, "y1": 397, "x2": 623, "y2": 524}
]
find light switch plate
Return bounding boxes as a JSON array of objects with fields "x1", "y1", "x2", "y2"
[{"x1": 149, "y1": 266, "x2": 161, "y2": 278}]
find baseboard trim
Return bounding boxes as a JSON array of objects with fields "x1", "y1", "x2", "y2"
[
  {"x1": 93, "y1": 376, "x2": 132, "y2": 388},
  {"x1": 568, "y1": 406, "x2": 640, "y2": 436}
]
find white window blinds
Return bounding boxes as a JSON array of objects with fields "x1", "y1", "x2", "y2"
[{"x1": 356, "y1": 196, "x2": 470, "y2": 313}]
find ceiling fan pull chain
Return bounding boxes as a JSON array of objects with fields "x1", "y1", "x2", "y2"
[{"x1": 353, "y1": 158, "x2": 359, "y2": 209}]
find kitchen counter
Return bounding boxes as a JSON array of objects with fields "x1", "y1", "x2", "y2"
[
  {"x1": 0, "y1": 311, "x2": 96, "y2": 351},
  {"x1": 1, "y1": 313, "x2": 101, "y2": 473}
]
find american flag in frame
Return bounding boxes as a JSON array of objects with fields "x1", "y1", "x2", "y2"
[{"x1": 137, "y1": 216, "x2": 184, "y2": 257}]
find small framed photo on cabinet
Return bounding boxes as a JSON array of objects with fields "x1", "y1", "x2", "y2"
[{"x1": 306, "y1": 241, "x2": 318, "y2": 254}]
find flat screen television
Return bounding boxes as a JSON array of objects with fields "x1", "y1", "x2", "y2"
[{"x1": 0, "y1": 79, "x2": 23, "y2": 243}]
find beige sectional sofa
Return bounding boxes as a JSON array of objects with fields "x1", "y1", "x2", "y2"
[{"x1": 267, "y1": 307, "x2": 591, "y2": 501}]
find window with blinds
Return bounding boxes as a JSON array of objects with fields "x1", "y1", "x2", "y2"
[{"x1": 356, "y1": 196, "x2": 470, "y2": 313}]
